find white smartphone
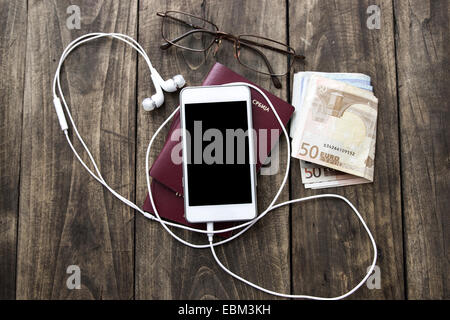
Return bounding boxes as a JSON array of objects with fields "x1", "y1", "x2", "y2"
[{"x1": 180, "y1": 85, "x2": 257, "y2": 223}]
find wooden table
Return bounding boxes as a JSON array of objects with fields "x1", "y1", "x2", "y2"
[{"x1": 0, "y1": 0, "x2": 448, "y2": 300}]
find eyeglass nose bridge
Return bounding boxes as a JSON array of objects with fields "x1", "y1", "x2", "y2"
[
  {"x1": 213, "y1": 32, "x2": 240, "y2": 58},
  {"x1": 212, "y1": 38, "x2": 222, "y2": 57}
]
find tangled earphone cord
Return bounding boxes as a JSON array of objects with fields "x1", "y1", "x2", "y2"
[{"x1": 53, "y1": 32, "x2": 377, "y2": 300}]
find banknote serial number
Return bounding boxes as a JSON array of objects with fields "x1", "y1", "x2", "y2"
[
  {"x1": 323, "y1": 143, "x2": 356, "y2": 157},
  {"x1": 298, "y1": 142, "x2": 341, "y2": 166}
]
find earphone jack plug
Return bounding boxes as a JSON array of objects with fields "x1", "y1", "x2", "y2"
[
  {"x1": 207, "y1": 222, "x2": 214, "y2": 243},
  {"x1": 53, "y1": 97, "x2": 69, "y2": 132}
]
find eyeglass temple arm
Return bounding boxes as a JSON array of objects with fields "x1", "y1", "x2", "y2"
[
  {"x1": 238, "y1": 38, "x2": 305, "y2": 60},
  {"x1": 159, "y1": 29, "x2": 217, "y2": 50},
  {"x1": 238, "y1": 42, "x2": 282, "y2": 89},
  {"x1": 157, "y1": 11, "x2": 207, "y2": 29}
]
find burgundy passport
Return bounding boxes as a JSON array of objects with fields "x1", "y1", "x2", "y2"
[{"x1": 143, "y1": 63, "x2": 294, "y2": 237}]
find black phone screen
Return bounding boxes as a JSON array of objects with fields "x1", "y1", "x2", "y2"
[{"x1": 184, "y1": 101, "x2": 252, "y2": 206}]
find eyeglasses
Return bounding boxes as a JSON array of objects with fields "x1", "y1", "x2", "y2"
[{"x1": 157, "y1": 11, "x2": 305, "y2": 89}]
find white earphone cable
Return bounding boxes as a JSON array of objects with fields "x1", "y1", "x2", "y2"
[{"x1": 53, "y1": 33, "x2": 377, "y2": 299}]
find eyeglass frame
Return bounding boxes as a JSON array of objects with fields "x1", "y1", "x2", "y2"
[{"x1": 156, "y1": 11, "x2": 305, "y2": 89}]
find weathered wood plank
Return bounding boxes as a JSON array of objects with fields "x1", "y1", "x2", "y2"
[
  {"x1": 17, "y1": 0, "x2": 137, "y2": 299},
  {"x1": 0, "y1": 0, "x2": 27, "y2": 300},
  {"x1": 135, "y1": 0, "x2": 290, "y2": 299},
  {"x1": 289, "y1": 0, "x2": 404, "y2": 299},
  {"x1": 395, "y1": 0, "x2": 449, "y2": 299}
]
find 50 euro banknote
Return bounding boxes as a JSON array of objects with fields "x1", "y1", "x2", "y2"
[
  {"x1": 299, "y1": 160, "x2": 370, "y2": 189},
  {"x1": 292, "y1": 75, "x2": 378, "y2": 181}
]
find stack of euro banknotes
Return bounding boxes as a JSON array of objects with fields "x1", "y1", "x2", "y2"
[{"x1": 290, "y1": 72, "x2": 378, "y2": 189}]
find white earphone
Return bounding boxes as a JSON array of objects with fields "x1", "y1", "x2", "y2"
[
  {"x1": 52, "y1": 33, "x2": 377, "y2": 300},
  {"x1": 142, "y1": 67, "x2": 186, "y2": 111}
]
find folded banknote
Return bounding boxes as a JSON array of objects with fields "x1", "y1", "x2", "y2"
[
  {"x1": 300, "y1": 160, "x2": 369, "y2": 188},
  {"x1": 290, "y1": 72, "x2": 376, "y2": 189},
  {"x1": 291, "y1": 75, "x2": 378, "y2": 183}
]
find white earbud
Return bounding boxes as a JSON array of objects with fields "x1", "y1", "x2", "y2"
[
  {"x1": 163, "y1": 74, "x2": 186, "y2": 92},
  {"x1": 152, "y1": 68, "x2": 185, "y2": 92},
  {"x1": 142, "y1": 76, "x2": 164, "y2": 111},
  {"x1": 141, "y1": 69, "x2": 186, "y2": 111}
]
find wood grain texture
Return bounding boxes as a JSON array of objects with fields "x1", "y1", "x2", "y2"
[
  {"x1": 1, "y1": 0, "x2": 447, "y2": 301},
  {"x1": 0, "y1": 0, "x2": 27, "y2": 300},
  {"x1": 394, "y1": 0, "x2": 449, "y2": 299},
  {"x1": 17, "y1": 0, "x2": 137, "y2": 299},
  {"x1": 289, "y1": 0, "x2": 404, "y2": 299},
  {"x1": 135, "y1": 0, "x2": 290, "y2": 299}
]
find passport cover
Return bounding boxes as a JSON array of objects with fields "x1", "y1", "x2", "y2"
[{"x1": 143, "y1": 63, "x2": 294, "y2": 236}]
